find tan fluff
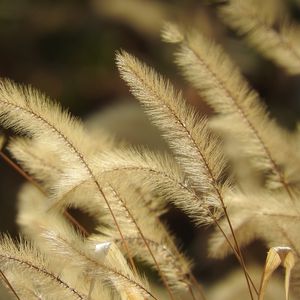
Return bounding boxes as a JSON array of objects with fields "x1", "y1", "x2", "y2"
[
  {"x1": 7, "y1": 132, "x2": 114, "y2": 192},
  {"x1": 0, "y1": 235, "x2": 88, "y2": 300},
  {"x1": 0, "y1": 79, "x2": 146, "y2": 277},
  {"x1": 219, "y1": 0, "x2": 300, "y2": 75},
  {"x1": 209, "y1": 191, "x2": 300, "y2": 257},
  {"x1": 162, "y1": 24, "x2": 298, "y2": 199},
  {"x1": 208, "y1": 190, "x2": 300, "y2": 296},
  {"x1": 116, "y1": 52, "x2": 229, "y2": 223},
  {"x1": 8, "y1": 137, "x2": 65, "y2": 189},
  {"x1": 21, "y1": 213, "x2": 153, "y2": 300},
  {"x1": 93, "y1": 147, "x2": 217, "y2": 225},
  {"x1": 93, "y1": 179, "x2": 192, "y2": 292},
  {"x1": 2, "y1": 2, "x2": 300, "y2": 299}
]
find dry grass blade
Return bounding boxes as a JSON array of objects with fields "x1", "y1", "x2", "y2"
[{"x1": 259, "y1": 247, "x2": 296, "y2": 300}]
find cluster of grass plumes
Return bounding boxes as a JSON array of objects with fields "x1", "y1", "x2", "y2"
[{"x1": 0, "y1": 0, "x2": 300, "y2": 299}]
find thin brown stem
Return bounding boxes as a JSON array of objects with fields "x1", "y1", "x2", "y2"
[
  {"x1": 105, "y1": 202, "x2": 138, "y2": 275},
  {"x1": 211, "y1": 214, "x2": 258, "y2": 296},
  {"x1": 138, "y1": 187, "x2": 206, "y2": 299},
  {"x1": 101, "y1": 157, "x2": 256, "y2": 296},
  {"x1": 0, "y1": 100, "x2": 139, "y2": 275},
  {"x1": 181, "y1": 38, "x2": 295, "y2": 207},
  {"x1": 56, "y1": 235, "x2": 157, "y2": 300},
  {"x1": 195, "y1": 158, "x2": 255, "y2": 298},
  {"x1": 159, "y1": 220, "x2": 206, "y2": 300},
  {"x1": 0, "y1": 151, "x2": 40, "y2": 191},
  {"x1": 219, "y1": 208, "x2": 255, "y2": 299},
  {"x1": 188, "y1": 132, "x2": 256, "y2": 299},
  {"x1": 0, "y1": 269, "x2": 21, "y2": 300},
  {"x1": 103, "y1": 157, "x2": 256, "y2": 297},
  {"x1": 0, "y1": 150, "x2": 89, "y2": 237},
  {"x1": 124, "y1": 60, "x2": 256, "y2": 299},
  {"x1": 110, "y1": 185, "x2": 175, "y2": 300},
  {"x1": 1, "y1": 254, "x2": 85, "y2": 299},
  {"x1": 63, "y1": 211, "x2": 89, "y2": 237},
  {"x1": 0, "y1": 149, "x2": 150, "y2": 297},
  {"x1": 0, "y1": 146, "x2": 134, "y2": 280},
  {"x1": 189, "y1": 274, "x2": 207, "y2": 300},
  {"x1": 0, "y1": 148, "x2": 138, "y2": 275},
  {"x1": 188, "y1": 284, "x2": 197, "y2": 300}
]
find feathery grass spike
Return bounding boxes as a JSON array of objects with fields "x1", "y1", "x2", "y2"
[
  {"x1": 0, "y1": 235, "x2": 87, "y2": 300},
  {"x1": 0, "y1": 78, "x2": 138, "y2": 272},
  {"x1": 219, "y1": 0, "x2": 300, "y2": 75},
  {"x1": 93, "y1": 148, "x2": 213, "y2": 224},
  {"x1": 209, "y1": 191, "x2": 300, "y2": 259},
  {"x1": 107, "y1": 183, "x2": 179, "y2": 298},
  {"x1": 112, "y1": 235, "x2": 192, "y2": 291},
  {"x1": 92, "y1": 154, "x2": 194, "y2": 291},
  {"x1": 116, "y1": 51, "x2": 226, "y2": 224},
  {"x1": 116, "y1": 51, "x2": 257, "y2": 297},
  {"x1": 164, "y1": 24, "x2": 294, "y2": 196},
  {"x1": 25, "y1": 213, "x2": 154, "y2": 299},
  {"x1": 8, "y1": 137, "x2": 64, "y2": 188},
  {"x1": 2, "y1": 3, "x2": 300, "y2": 298}
]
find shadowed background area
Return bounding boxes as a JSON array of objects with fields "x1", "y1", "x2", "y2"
[{"x1": 1, "y1": 0, "x2": 300, "y2": 297}]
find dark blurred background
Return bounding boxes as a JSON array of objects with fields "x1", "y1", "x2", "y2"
[{"x1": 1, "y1": 0, "x2": 300, "y2": 291}]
